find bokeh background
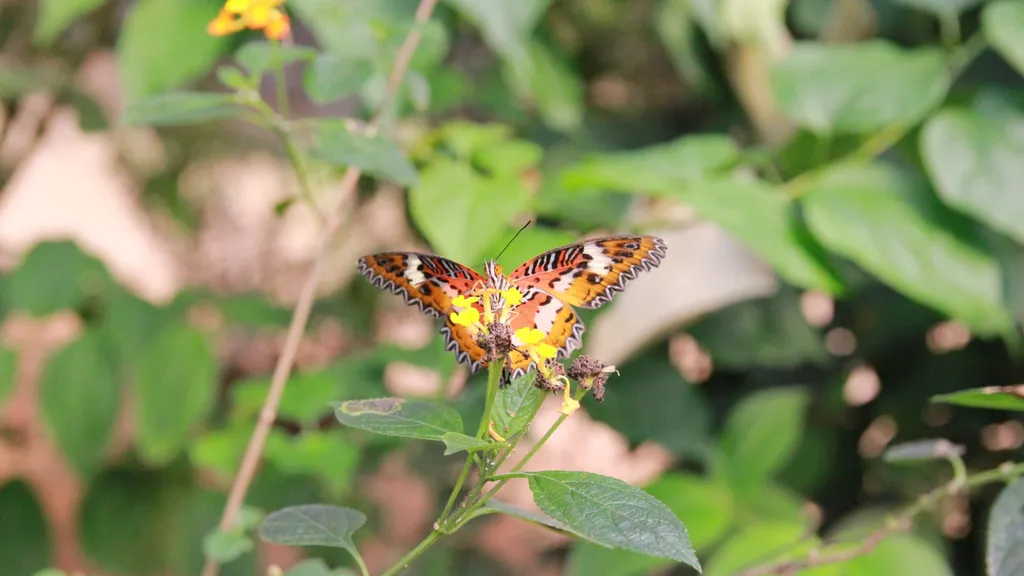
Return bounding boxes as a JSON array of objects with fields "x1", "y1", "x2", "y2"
[{"x1": 2, "y1": 0, "x2": 1024, "y2": 574}]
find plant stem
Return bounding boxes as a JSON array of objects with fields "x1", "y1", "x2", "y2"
[
  {"x1": 377, "y1": 530, "x2": 443, "y2": 576},
  {"x1": 736, "y1": 461, "x2": 1024, "y2": 576},
  {"x1": 353, "y1": 552, "x2": 371, "y2": 576},
  {"x1": 201, "y1": 2, "x2": 440, "y2": 576},
  {"x1": 271, "y1": 39, "x2": 291, "y2": 119}
]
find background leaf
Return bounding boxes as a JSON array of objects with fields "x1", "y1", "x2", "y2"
[
  {"x1": 523, "y1": 470, "x2": 701, "y2": 570},
  {"x1": 134, "y1": 325, "x2": 217, "y2": 466},
  {"x1": 259, "y1": 504, "x2": 366, "y2": 551},
  {"x1": 5, "y1": 241, "x2": 110, "y2": 316},
  {"x1": 116, "y1": 0, "x2": 229, "y2": 103},
  {"x1": 34, "y1": 0, "x2": 105, "y2": 45},
  {"x1": 984, "y1": 1, "x2": 1024, "y2": 77},
  {"x1": 771, "y1": 41, "x2": 949, "y2": 133},
  {"x1": 310, "y1": 121, "x2": 418, "y2": 186},
  {"x1": 38, "y1": 331, "x2": 119, "y2": 476},
  {"x1": 335, "y1": 397, "x2": 464, "y2": 441},
  {"x1": 122, "y1": 92, "x2": 243, "y2": 127},
  {"x1": 0, "y1": 346, "x2": 17, "y2": 407},
  {"x1": 932, "y1": 387, "x2": 1024, "y2": 411},
  {"x1": 987, "y1": 477, "x2": 1024, "y2": 576}
]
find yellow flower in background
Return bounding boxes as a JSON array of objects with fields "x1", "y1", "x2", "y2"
[{"x1": 208, "y1": 0, "x2": 291, "y2": 40}]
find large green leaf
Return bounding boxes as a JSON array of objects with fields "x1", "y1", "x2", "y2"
[
  {"x1": 0, "y1": 481, "x2": 51, "y2": 576},
  {"x1": 259, "y1": 505, "x2": 366, "y2": 553},
  {"x1": 34, "y1": 0, "x2": 105, "y2": 45},
  {"x1": 304, "y1": 53, "x2": 375, "y2": 105},
  {"x1": 408, "y1": 157, "x2": 530, "y2": 265},
  {"x1": 932, "y1": 386, "x2": 1024, "y2": 411},
  {"x1": 846, "y1": 534, "x2": 952, "y2": 576},
  {"x1": 310, "y1": 121, "x2": 418, "y2": 186},
  {"x1": 134, "y1": 325, "x2": 218, "y2": 466},
  {"x1": 771, "y1": 41, "x2": 949, "y2": 133},
  {"x1": 507, "y1": 40, "x2": 584, "y2": 133},
  {"x1": 567, "y1": 473, "x2": 734, "y2": 576},
  {"x1": 230, "y1": 370, "x2": 338, "y2": 426},
  {"x1": 335, "y1": 397, "x2": 464, "y2": 441},
  {"x1": 715, "y1": 387, "x2": 810, "y2": 491},
  {"x1": 558, "y1": 135, "x2": 740, "y2": 195},
  {"x1": 116, "y1": 0, "x2": 228, "y2": 103},
  {"x1": 678, "y1": 178, "x2": 842, "y2": 293},
  {"x1": 802, "y1": 163, "x2": 1011, "y2": 335},
  {"x1": 984, "y1": 1, "x2": 1024, "y2": 77},
  {"x1": 6, "y1": 241, "x2": 110, "y2": 316},
  {"x1": 704, "y1": 522, "x2": 821, "y2": 576},
  {"x1": 39, "y1": 332, "x2": 119, "y2": 476},
  {"x1": 522, "y1": 471, "x2": 701, "y2": 571},
  {"x1": 921, "y1": 107, "x2": 1024, "y2": 245},
  {"x1": 234, "y1": 42, "x2": 316, "y2": 80},
  {"x1": 988, "y1": 477, "x2": 1024, "y2": 576},
  {"x1": 443, "y1": 0, "x2": 551, "y2": 70}
]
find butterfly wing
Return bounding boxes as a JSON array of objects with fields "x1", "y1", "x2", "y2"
[
  {"x1": 509, "y1": 235, "x2": 667, "y2": 309},
  {"x1": 505, "y1": 288, "x2": 585, "y2": 379},
  {"x1": 357, "y1": 252, "x2": 485, "y2": 318}
]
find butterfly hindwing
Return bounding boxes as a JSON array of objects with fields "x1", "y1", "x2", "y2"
[
  {"x1": 357, "y1": 252, "x2": 484, "y2": 318},
  {"x1": 505, "y1": 289, "x2": 585, "y2": 378},
  {"x1": 510, "y1": 235, "x2": 667, "y2": 309}
]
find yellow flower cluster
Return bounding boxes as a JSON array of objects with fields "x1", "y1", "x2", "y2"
[{"x1": 208, "y1": 0, "x2": 290, "y2": 40}]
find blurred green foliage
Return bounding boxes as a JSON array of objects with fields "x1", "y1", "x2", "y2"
[{"x1": 4, "y1": 0, "x2": 1024, "y2": 574}]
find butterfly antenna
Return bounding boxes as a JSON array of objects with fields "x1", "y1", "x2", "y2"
[{"x1": 494, "y1": 220, "x2": 532, "y2": 262}]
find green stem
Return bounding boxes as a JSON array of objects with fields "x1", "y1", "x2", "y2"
[
  {"x1": 352, "y1": 552, "x2": 371, "y2": 576},
  {"x1": 271, "y1": 39, "x2": 291, "y2": 119},
  {"x1": 377, "y1": 530, "x2": 443, "y2": 576}
]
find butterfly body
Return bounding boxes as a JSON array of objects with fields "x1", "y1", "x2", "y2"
[{"x1": 358, "y1": 235, "x2": 667, "y2": 378}]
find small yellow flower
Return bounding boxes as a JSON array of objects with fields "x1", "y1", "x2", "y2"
[
  {"x1": 515, "y1": 327, "x2": 556, "y2": 359},
  {"x1": 503, "y1": 287, "x2": 523, "y2": 307},
  {"x1": 452, "y1": 295, "x2": 480, "y2": 309},
  {"x1": 450, "y1": 307, "x2": 481, "y2": 328},
  {"x1": 208, "y1": 0, "x2": 290, "y2": 40}
]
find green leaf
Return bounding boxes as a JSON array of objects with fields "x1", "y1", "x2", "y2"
[
  {"x1": 883, "y1": 439, "x2": 965, "y2": 464},
  {"x1": 0, "y1": 346, "x2": 17, "y2": 407},
  {"x1": 230, "y1": 370, "x2": 337, "y2": 426},
  {"x1": 921, "y1": 107, "x2": 1024, "y2": 245},
  {"x1": 34, "y1": 0, "x2": 104, "y2": 45},
  {"x1": 931, "y1": 386, "x2": 1024, "y2": 411},
  {"x1": 441, "y1": 432, "x2": 498, "y2": 455},
  {"x1": 690, "y1": 290, "x2": 829, "y2": 369},
  {"x1": 802, "y1": 163, "x2": 1011, "y2": 335},
  {"x1": 203, "y1": 530, "x2": 254, "y2": 564},
  {"x1": 335, "y1": 397, "x2": 464, "y2": 441},
  {"x1": 116, "y1": 0, "x2": 228, "y2": 103},
  {"x1": 259, "y1": 505, "x2": 366, "y2": 553},
  {"x1": 558, "y1": 135, "x2": 740, "y2": 195},
  {"x1": 283, "y1": 559, "x2": 334, "y2": 576},
  {"x1": 771, "y1": 41, "x2": 949, "y2": 133},
  {"x1": 216, "y1": 66, "x2": 252, "y2": 91},
  {"x1": 490, "y1": 373, "x2": 544, "y2": 439},
  {"x1": 474, "y1": 139, "x2": 544, "y2": 177},
  {"x1": 984, "y1": 1, "x2": 1024, "y2": 77},
  {"x1": 436, "y1": 121, "x2": 512, "y2": 159},
  {"x1": 443, "y1": 0, "x2": 551, "y2": 69},
  {"x1": 310, "y1": 120, "x2": 418, "y2": 186},
  {"x1": 409, "y1": 157, "x2": 530, "y2": 265},
  {"x1": 567, "y1": 473, "x2": 734, "y2": 576},
  {"x1": 715, "y1": 387, "x2": 810, "y2": 490},
  {"x1": 655, "y1": 0, "x2": 715, "y2": 94},
  {"x1": 508, "y1": 40, "x2": 584, "y2": 133},
  {"x1": 38, "y1": 332, "x2": 119, "y2": 476},
  {"x1": 481, "y1": 499, "x2": 584, "y2": 538},
  {"x1": 0, "y1": 481, "x2": 51, "y2": 576},
  {"x1": 522, "y1": 471, "x2": 701, "y2": 571},
  {"x1": 703, "y1": 522, "x2": 811, "y2": 576},
  {"x1": 134, "y1": 325, "x2": 218, "y2": 466},
  {"x1": 893, "y1": 0, "x2": 982, "y2": 16},
  {"x1": 235, "y1": 42, "x2": 316, "y2": 80},
  {"x1": 304, "y1": 53, "x2": 375, "y2": 105},
  {"x1": 846, "y1": 533, "x2": 952, "y2": 576},
  {"x1": 679, "y1": 178, "x2": 842, "y2": 292},
  {"x1": 6, "y1": 240, "x2": 110, "y2": 316},
  {"x1": 266, "y1": 431, "x2": 360, "y2": 499},
  {"x1": 122, "y1": 92, "x2": 243, "y2": 127},
  {"x1": 988, "y1": 477, "x2": 1024, "y2": 576}
]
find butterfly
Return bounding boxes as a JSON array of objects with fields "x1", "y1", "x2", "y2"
[{"x1": 357, "y1": 235, "x2": 667, "y2": 379}]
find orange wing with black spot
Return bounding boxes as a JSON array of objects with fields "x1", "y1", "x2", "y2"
[
  {"x1": 509, "y1": 235, "x2": 667, "y2": 309},
  {"x1": 504, "y1": 288, "x2": 585, "y2": 378},
  {"x1": 357, "y1": 252, "x2": 484, "y2": 318}
]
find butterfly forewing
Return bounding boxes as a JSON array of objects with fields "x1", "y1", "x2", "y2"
[
  {"x1": 510, "y1": 235, "x2": 667, "y2": 309},
  {"x1": 357, "y1": 252, "x2": 484, "y2": 318}
]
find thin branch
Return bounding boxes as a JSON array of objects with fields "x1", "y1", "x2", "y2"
[
  {"x1": 201, "y1": 2, "x2": 440, "y2": 575},
  {"x1": 735, "y1": 461, "x2": 1024, "y2": 576}
]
